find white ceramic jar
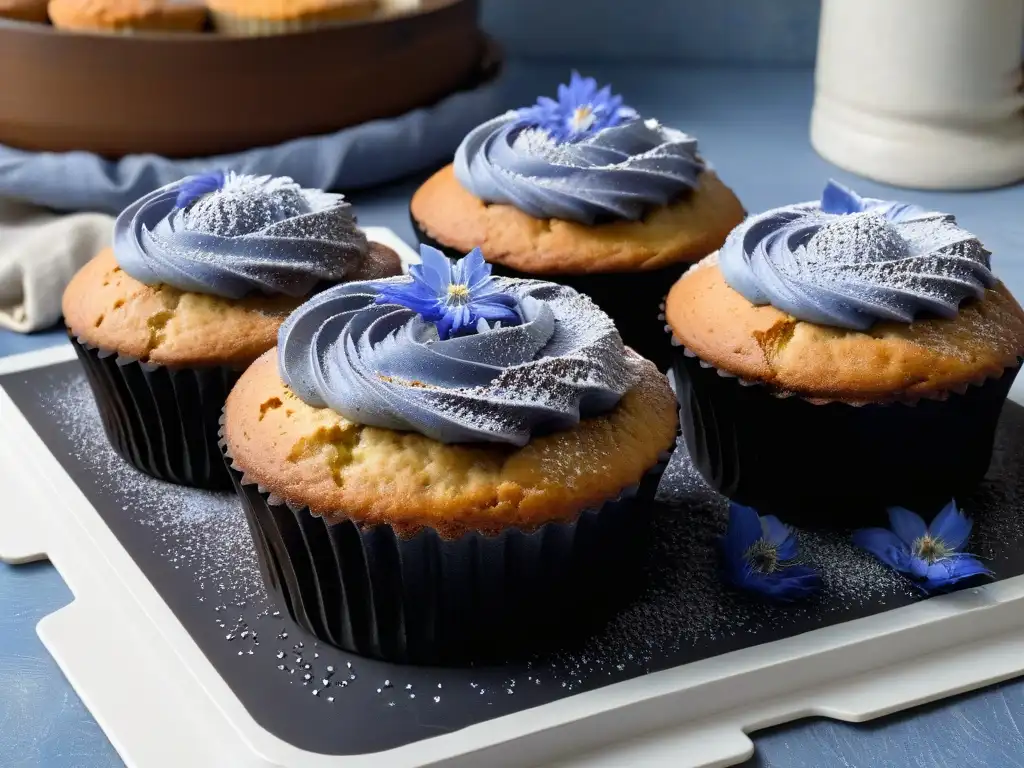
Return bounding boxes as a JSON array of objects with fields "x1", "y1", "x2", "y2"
[{"x1": 811, "y1": 0, "x2": 1024, "y2": 190}]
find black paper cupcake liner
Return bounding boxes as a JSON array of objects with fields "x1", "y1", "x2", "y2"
[
  {"x1": 70, "y1": 333, "x2": 240, "y2": 490},
  {"x1": 223, "y1": 429, "x2": 667, "y2": 664},
  {"x1": 410, "y1": 210, "x2": 685, "y2": 372},
  {"x1": 668, "y1": 339, "x2": 1022, "y2": 528}
]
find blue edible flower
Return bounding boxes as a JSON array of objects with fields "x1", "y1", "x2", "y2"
[
  {"x1": 852, "y1": 501, "x2": 993, "y2": 594},
  {"x1": 721, "y1": 503, "x2": 822, "y2": 602},
  {"x1": 174, "y1": 170, "x2": 226, "y2": 210},
  {"x1": 375, "y1": 245, "x2": 520, "y2": 341},
  {"x1": 820, "y1": 179, "x2": 867, "y2": 215},
  {"x1": 517, "y1": 71, "x2": 636, "y2": 144}
]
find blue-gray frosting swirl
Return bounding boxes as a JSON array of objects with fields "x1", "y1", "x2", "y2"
[
  {"x1": 719, "y1": 195, "x2": 996, "y2": 330},
  {"x1": 453, "y1": 114, "x2": 705, "y2": 225},
  {"x1": 114, "y1": 173, "x2": 368, "y2": 299},
  {"x1": 278, "y1": 277, "x2": 638, "y2": 445}
]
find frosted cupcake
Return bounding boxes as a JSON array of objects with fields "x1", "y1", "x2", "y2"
[
  {"x1": 666, "y1": 181, "x2": 1024, "y2": 522},
  {"x1": 221, "y1": 245, "x2": 677, "y2": 662},
  {"x1": 63, "y1": 171, "x2": 401, "y2": 490},
  {"x1": 411, "y1": 72, "x2": 745, "y2": 370}
]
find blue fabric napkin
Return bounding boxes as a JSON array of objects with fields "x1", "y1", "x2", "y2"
[{"x1": 0, "y1": 77, "x2": 506, "y2": 215}]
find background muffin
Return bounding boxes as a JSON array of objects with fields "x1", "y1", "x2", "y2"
[
  {"x1": 222, "y1": 246, "x2": 677, "y2": 662},
  {"x1": 207, "y1": 0, "x2": 378, "y2": 35},
  {"x1": 0, "y1": 0, "x2": 48, "y2": 22},
  {"x1": 411, "y1": 71, "x2": 745, "y2": 371},
  {"x1": 63, "y1": 170, "x2": 401, "y2": 489},
  {"x1": 48, "y1": 0, "x2": 207, "y2": 32},
  {"x1": 666, "y1": 181, "x2": 1024, "y2": 524}
]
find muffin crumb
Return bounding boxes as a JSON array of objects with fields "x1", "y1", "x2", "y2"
[
  {"x1": 259, "y1": 397, "x2": 283, "y2": 420},
  {"x1": 145, "y1": 294, "x2": 180, "y2": 355},
  {"x1": 288, "y1": 424, "x2": 361, "y2": 487},
  {"x1": 752, "y1": 318, "x2": 797, "y2": 368}
]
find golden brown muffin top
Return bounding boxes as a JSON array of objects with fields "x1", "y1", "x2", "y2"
[
  {"x1": 410, "y1": 164, "x2": 745, "y2": 275},
  {"x1": 48, "y1": 0, "x2": 206, "y2": 30},
  {"x1": 0, "y1": 0, "x2": 48, "y2": 22},
  {"x1": 62, "y1": 245, "x2": 401, "y2": 368},
  {"x1": 223, "y1": 349, "x2": 679, "y2": 538},
  {"x1": 206, "y1": 0, "x2": 377, "y2": 21},
  {"x1": 666, "y1": 255, "x2": 1024, "y2": 403}
]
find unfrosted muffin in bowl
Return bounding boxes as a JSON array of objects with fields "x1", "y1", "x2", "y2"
[
  {"x1": 0, "y1": 0, "x2": 48, "y2": 22},
  {"x1": 62, "y1": 171, "x2": 401, "y2": 490},
  {"x1": 207, "y1": 0, "x2": 378, "y2": 35},
  {"x1": 411, "y1": 71, "x2": 745, "y2": 370},
  {"x1": 221, "y1": 245, "x2": 678, "y2": 662},
  {"x1": 665, "y1": 181, "x2": 1024, "y2": 523},
  {"x1": 48, "y1": 0, "x2": 207, "y2": 32}
]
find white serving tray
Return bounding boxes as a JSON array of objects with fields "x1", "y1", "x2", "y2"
[{"x1": 2, "y1": 228, "x2": 1024, "y2": 768}]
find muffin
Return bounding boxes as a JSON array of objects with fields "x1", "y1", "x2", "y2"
[
  {"x1": 62, "y1": 171, "x2": 401, "y2": 490},
  {"x1": 221, "y1": 245, "x2": 678, "y2": 662},
  {"x1": 665, "y1": 180, "x2": 1024, "y2": 524},
  {"x1": 207, "y1": 0, "x2": 378, "y2": 35},
  {"x1": 48, "y1": 0, "x2": 207, "y2": 32},
  {"x1": 0, "y1": 0, "x2": 48, "y2": 22},
  {"x1": 410, "y1": 71, "x2": 745, "y2": 371}
]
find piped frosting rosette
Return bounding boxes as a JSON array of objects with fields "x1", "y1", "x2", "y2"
[
  {"x1": 114, "y1": 171, "x2": 369, "y2": 299},
  {"x1": 278, "y1": 246, "x2": 639, "y2": 445},
  {"x1": 453, "y1": 71, "x2": 705, "y2": 225},
  {"x1": 719, "y1": 181, "x2": 995, "y2": 330}
]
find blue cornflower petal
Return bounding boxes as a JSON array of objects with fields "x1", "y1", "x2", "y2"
[
  {"x1": 887, "y1": 506, "x2": 928, "y2": 548},
  {"x1": 375, "y1": 279, "x2": 436, "y2": 305},
  {"x1": 760, "y1": 515, "x2": 792, "y2": 551},
  {"x1": 820, "y1": 179, "x2": 866, "y2": 215},
  {"x1": 754, "y1": 565, "x2": 823, "y2": 602},
  {"x1": 463, "y1": 249, "x2": 492, "y2": 288},
  {"x1": 928, "y1": 499, "x2": 972, "y2": 551},
  {"x1": 516, "y1": 71, "x2": 634, "y2": 144},
  {"x1": 851, "y1": 527, "x2": 911, "y2": 571},
  {"x1": 729, "y1": 562, "x2": 821, "y2": 602},
  {"x1": 378, "y1": 246, "x2": 521, "y2": 341},
  {"x1": 408, "y1": 263, "x2": 446, "y2": 294},
  {"x1": 174, "y1": 170, "x2": 225, "y2": 210},
  {"x1": 726, "y1": 503, "x2": 764, "y2": 557},
  {"x1": 907, "y1": 556, "x2": 930, "y2": 580},
  {"x1": 854, "y1": 500, "x2": 994, "y2": 594},
  {"x1": 416, "y1": 245, "x2": 453, "y2": 291},
  {"x1": 919, "y1": 555, "x2": 993, "y2": 594},
  {"x1": 720, "y1": 504, "x2": 821, "y2": 602},
  {"x1": 435, "y1": 313, "x2": 456, "y2": 341}
]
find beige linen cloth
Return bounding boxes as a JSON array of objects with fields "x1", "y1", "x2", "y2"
[{"x1": 0, "y1": 200, "x2": 113, "y2": 333}]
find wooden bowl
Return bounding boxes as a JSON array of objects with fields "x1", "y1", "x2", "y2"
[{"x1": 0, "y1": 0, "x2": 484, "y2": 158}]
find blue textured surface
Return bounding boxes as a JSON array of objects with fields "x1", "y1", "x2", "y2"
[{"x1": 2, "y1": 62, "x2": 1024, "y2": 767}]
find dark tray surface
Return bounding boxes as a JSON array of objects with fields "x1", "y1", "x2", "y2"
[{"x1": 4, "y1": 361, "x2": 1022, "y2": 755}]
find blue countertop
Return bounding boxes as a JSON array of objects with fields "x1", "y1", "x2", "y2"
[{"x1": 2, "y1": 63, "x2": 1024, "y2": 768}]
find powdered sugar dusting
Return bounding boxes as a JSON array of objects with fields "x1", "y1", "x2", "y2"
[
  {"x1": 26, "y1": 366, "x2": 1024, "y2": 708},
  {"x1": 44, "y1": 374, "x2": 264, "y2": 608},
  {"x1": 541, "y1": 437, "x2": 918, "y2": 685},
  {"x1": 722, "y1": 198, "x2": 994, "y2": 333},
  {"x1": 117, "y1": 172, "x2": 368, "y2": 300},
  {"x1": 455, "y1": 112, "x2": 703, "y2": 224},
  {"x1": 285, "y1": 277, "x2": 639, "y2": 445}
]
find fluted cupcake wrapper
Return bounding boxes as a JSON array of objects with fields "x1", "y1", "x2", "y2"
[
  {"x1": 69, "y1": 333, "x2": 240, "y2": 490},
  {"x1": 221, "y1": 420, "x2": 667, "y2": 664},
  {"x1": 664, "y1": 328, "x2": 1022, "y2": 527},
  {"x1": 410, "y1": 210, "x2": 685, "y2": 372}
]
